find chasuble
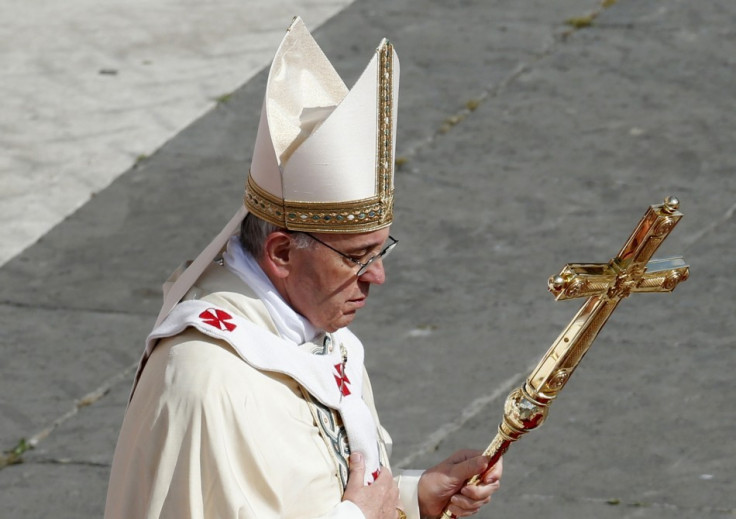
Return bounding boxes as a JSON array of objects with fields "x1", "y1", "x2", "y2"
[{"x1": 104, "y1": 264, "x2": 420, "y2": 519}]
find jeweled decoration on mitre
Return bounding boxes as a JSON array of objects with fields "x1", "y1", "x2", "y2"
[{"x1": 245, "y1": 17, "x2": 399, "y2": 233}]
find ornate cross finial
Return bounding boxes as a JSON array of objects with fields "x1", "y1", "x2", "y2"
[
  {"x1": 440, "y1": 196, "x2": 689, "y2": 519},
  {"x1": 532, "y1": 195, "x2": 689, "y2": 400}
]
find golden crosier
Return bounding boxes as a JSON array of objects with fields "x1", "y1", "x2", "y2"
[{"x1": 440, "y1": 197, "x2": 689, "y2": 519}]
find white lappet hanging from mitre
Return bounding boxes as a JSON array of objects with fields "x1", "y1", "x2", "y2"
[{"x1": 154, "y1": 16, "x2": 400, "y2": 327}]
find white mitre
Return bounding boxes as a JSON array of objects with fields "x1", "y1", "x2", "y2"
[
  {"x1": 155, "y1": 17, "x2": 400, "y2": 326},
  {"x1": 246, "y1": 16, "x2": 399, "y2": 232}
]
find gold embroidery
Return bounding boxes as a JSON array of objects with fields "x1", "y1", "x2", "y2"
[
  {"x1": 299, "y1": 386, "x2": 350, "y2": 492},
  {"x1": 245, "y1": 175, "x2": 392, "y2": 232},
  {"x1": 377, "y1": 41, "x2": 394, "y2": 221}
]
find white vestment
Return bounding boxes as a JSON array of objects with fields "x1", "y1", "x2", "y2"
[{"x1": 104, "y1": 261, "x2": 420, "y2": 519}]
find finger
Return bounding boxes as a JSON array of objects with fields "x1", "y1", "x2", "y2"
[
  {"x1": 371, "y1": 466, "x2": 397, "y2": 493},
  {"x1": 482, "y1": 457, "x2": 503, "y2": 484},
  {"x1": 459, "y1": 479, "x2": 500, "y2": 500},
  {"x1": 445, "y1": 499, "x2": 483, "y2": 518},
  {"x1": 345, "y1": 452, "x2": 366, "y2": 491},
  {"x1": 373, "y1": 468, "x2": 400, "y2": 508},
  {"x1": 378, "y1": 465, "x2": 394, "y2": 479},
  {"x1": 372, "y1": 464, "x2": 393, "y2": 484},
  {"x1": 449, "y1": 492, "x2": 492, "y2": 515}
]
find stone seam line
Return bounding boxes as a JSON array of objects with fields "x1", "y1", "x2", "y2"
[
  {"x1": 681, "y1": 199, "x2": 736, "y2": 254},
  {"x1": 394, "y1": 371, "x2": 528, "y2": 470},
  {"x1": 396, "y1": 0, "x2": 603, "y2": 163},
  {"x1": 0, "y1": 362, "x2": 138, "y2": 469}
]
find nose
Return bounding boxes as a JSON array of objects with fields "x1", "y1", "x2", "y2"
[{"x1": 358, "y1": 258, "x2": 386, "y2": 285}]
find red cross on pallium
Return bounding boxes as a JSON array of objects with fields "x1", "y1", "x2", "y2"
[
  {"x1": 333, "y1": 363, "x2": 351, "y2": 396},
  {"x1": 199, "y1": 308, "x2": 237, "y2": 332}
]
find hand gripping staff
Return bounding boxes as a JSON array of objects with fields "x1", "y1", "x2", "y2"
[{"x1": 441, "y1": 196, "x2": 690, "y2": 519}]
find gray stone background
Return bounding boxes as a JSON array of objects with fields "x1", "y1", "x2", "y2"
[{"x1": 1, "y1": 0, "x2": 734, "y2": 517}]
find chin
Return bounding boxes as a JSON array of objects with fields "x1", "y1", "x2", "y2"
[{"x1": 328, "y1": 313, "x2": 356, "y2": 332}]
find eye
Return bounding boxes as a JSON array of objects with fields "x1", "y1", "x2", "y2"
[{"x1": 346, "y1": 249, "x2": 370, "y2": 261}]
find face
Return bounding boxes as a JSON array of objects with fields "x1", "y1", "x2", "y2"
[{"x1": 281, "y1": 227, "x2": 391, "y2": 332}]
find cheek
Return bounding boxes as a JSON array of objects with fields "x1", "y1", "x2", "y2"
[
  {"x1": 288, "y1": 253, "x2": 358, "y2": 328},
  {"x1": 289, "y1": 269, "x2": 340, "y2": 318},
  {"x1": 311, "y1": 279, "x2": 357, "y2": 325},
  {"x1": 315, "y1": 282, "x2": 351, "y2": 313},
  {"x1": 305, "y1": 264, "x2": 352, "y2": 306}
]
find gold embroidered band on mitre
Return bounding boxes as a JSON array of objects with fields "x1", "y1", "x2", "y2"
[
  {"x1": 244, "y1": 41, "x2": 396, "y2": 234},
  {"x1": 245, "y1": 175, "x2": 394, "y2": 233}
]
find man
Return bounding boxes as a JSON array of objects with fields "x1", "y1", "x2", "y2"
[{"x1": 105, "y1": 17, "x2": 502, "y2": 519}]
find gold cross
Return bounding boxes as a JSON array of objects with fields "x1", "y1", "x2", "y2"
[
  {"x1": 441, "y1": 196, "x2": 689, "y2": 518},
  {"x1": 529, "y1": 195, "x2": 689, "y2": 398}
]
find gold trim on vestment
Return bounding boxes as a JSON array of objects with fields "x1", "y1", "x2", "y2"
[{"x1": 299, "y1": 385, "x2": 350, "y2": 493}]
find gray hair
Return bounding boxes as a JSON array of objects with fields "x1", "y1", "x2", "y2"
[{"x1": 239, "y1": 213, "x2": 312, "y2": 259}]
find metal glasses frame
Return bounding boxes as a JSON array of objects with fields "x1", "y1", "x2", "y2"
[{"x1": 299, "y1": 232, "x2": 398, "y2": 276}]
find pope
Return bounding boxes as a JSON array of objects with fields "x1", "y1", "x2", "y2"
[{"x1": 104, "y1": 17, "x2": 502, "y2": 519}]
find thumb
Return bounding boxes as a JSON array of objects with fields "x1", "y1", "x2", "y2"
[{"x1": 346, "y1": 452, "x2": 366, "y2": 491}]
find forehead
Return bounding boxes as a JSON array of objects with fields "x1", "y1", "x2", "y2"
[{"x1": 313, "y1": 227, "x2": 390, "y2": 250}]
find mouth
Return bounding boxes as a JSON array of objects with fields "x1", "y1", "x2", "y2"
[{"x1": 348, "y1": 296, "x2": 367, "y2": 309}]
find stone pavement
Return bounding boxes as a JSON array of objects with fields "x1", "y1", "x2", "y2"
[{"x1": 1, "y1": 0, "x2": 735, "y2": 517}]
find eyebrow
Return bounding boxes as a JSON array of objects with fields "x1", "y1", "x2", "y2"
[{"x1": 343, "y1": 240, "x2": 384, "y2": 255}]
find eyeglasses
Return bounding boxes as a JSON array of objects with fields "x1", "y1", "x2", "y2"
[{"x1": 300, "y1": 233, "x2": 398, "y2": 277}]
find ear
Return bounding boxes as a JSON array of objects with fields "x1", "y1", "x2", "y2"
[{"x1": 259, "y1": 231, "x2": 294, "y2": 280}]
